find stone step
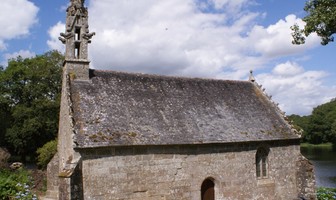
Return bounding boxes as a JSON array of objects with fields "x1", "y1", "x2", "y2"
[
  {"x1": 41, "y1": 197, "x2": 57, "y2": 200},
  {"x1": 40, "y1": 190, "x2": 58, "y2": 200}
]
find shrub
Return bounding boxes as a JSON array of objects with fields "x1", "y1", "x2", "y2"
[
  {"x1": 0, "y1": 168, "x2": 37, "y2": 199},
  {"x1": 317, "y1": 187, "x2": 336, "y2": 200},
  {"x1": 0, "y1": 169, "x2": 17, "y2": 199},
  {"x1": 36, "y1": 140, "x2": 57, "y2": 169}
]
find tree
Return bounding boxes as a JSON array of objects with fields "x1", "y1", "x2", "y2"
[
  {"x1": 0, "y1": 51, "x2": 63, "y2": 162},
  {"x1": 306, "y1": 99, "x2": 336, "y2": 144},
  {"x1": 292, "y1": 0, "x2": 336, "y2": 45},
  {"x1": 0, "y1": 67, "x2": 12, "y2": 147},
  {"x1": 288, "y1": 99, "x2": 336, "y2": 146},
  {"x1": 36, "y1": 139, "x2": 57, "y2": 169},
  {"x1": 331, "y1": 120, "x2": 336, "y2": 145},
  {"x1": 287, "y1": 114, "x2": 311, "y2": 142}
]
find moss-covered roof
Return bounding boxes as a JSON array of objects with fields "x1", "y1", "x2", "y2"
[{"x1": 70, "y1": 69, "x2": 299, "y2": 148}]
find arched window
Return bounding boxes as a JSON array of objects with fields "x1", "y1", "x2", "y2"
[
  {"x1": 201, "y1": 178, "x2": 215, "y2": 200},
  {"x1": 256, "y1": 147, "x2": 269, "y2": 179}
]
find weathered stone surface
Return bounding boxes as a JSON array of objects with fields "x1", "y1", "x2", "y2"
[
  {"x1": 296, "y1": 155, "x2": 317, "y2": 200},
  {"x1": 42, "y1": 153, "x2": 59, "y2": 200},
  {"x1": 79, "y1": 142, "x2": 302, "y2": 200},
  {"x1": 0, "y1": 147, "x2": 10, "y2": 168},
  {"x1": 10, "y1": 162, "x2": 23, "y2": 170},
  {"x1": 71, "y1": 70, "x2": 300, "y2": 148}
]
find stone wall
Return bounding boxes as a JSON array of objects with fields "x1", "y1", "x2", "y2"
[
  {"x1": 0, "y1": 147, "x2": 10, "y2": 168},
  {"x1": 57, "y1": 70, "x2": 74, "y2": 171},
  {"x1": 46, "y1": 63, "x2": 84, "y2": 199},
  {"x1": 296, "y1": 155, "x2": 317, "y2": 200},
  {"x1": 43, "y1": 153, "x2": 59, "y2": 200},
  {"x1": 80, "y1": 141, "x2": 304, "y2": 200}
]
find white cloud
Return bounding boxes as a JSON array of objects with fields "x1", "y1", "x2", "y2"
[
  {"x1": 248, "y1": 15, "x2": 320, "y2": 58},
  {"x1": 209, "y1": 0, "x2": 251, "y2": 13},
  {"x1": 1, "y1": 50, "x2": 35, "y2": 66},
  {"x1": 83, "y1": 1, "x2": 321, "y2": 78},
  {"x1": 47, "y1": 22, "x2": 65, "y2": 53},
  {"x1": 256, "y1": 61, "x2": 336, "y2": 115},
  {"x1": 0, "y1": 0, "x2": 38, "y2": 50},
  {"x1": 47, "y1": 0, "x2": 335, "y2": 115},
  {"x1": 4, "y1": 50, "x2": 35, "y2": 60},
  {"x1": 272, "y1": 61, "x2": 304, "y2": 76},
  {"x1": 0, "y1": 41, "x2": 6, "y2": 51},
  {"x1": 87, "y1": 0, "x2": 257, "y2": 77}
]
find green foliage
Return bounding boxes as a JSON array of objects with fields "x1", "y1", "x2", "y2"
[
  {"x1": 0, "y1": 51, "x2": 63, "y2": 161},
  {"x1": 288, "y1": 114, "x2": 311, "y2": 142},
  {"x1": 292, "y1": 0, "x2": 336, "y2": 45},
  {"x1": 0, "y1": 168, "x2": 37, "y2": 200},
  {"x1": 301, "y1": 142, "x2": 333, "y2": 149},
  {"x1": 317, "y1": 187, "x2": 336, "y2": 200},
  {"x1": 309, "y1": 99, "x2": 336, "y2": 144},
  {"x1": 36, "y1": 140, "x2": 57, "y2": 169},
  {"x1": 289, "y1": 99, "x2": 336, "y2": 146},
  {"x1": 0, "y1": 67, "x2": 12, "y2": 147},
  {"x1": 331, "y1": 120, "x2": 336, "y2": 145},
  {"x1": 291, "y1": 24, "x2": 306, "y2": 45}
]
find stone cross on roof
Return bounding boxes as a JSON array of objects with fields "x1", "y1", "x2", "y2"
[
  {"x1": 67, "y1": 0, "x2": 87, "y2": 18},
  {"x1": 249, "y1": 70, "x2": 256, "y2": 82},
  {"x1": 71, "y1": 0, "x2": 84, "y2": 6}
]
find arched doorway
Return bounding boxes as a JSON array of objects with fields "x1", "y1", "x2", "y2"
[{"x1": 201, "y1": 178, "x2": 215, "y2": 200}]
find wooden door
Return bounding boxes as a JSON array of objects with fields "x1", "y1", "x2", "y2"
[{"x1": 201, "y1": 179, "x2": 214, "y2": 200}]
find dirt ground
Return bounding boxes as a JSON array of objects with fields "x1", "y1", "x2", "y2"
[{"x1": 29, "y1": 169, "x2": 47, "y2": 197}]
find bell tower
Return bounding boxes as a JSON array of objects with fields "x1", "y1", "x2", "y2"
[{"x1": 59, "y1": 0, "x2": 95, "y2": 80}]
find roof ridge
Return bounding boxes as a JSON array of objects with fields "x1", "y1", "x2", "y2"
[{"x1": 90, "y1": 69, "x2": 249, "y2": 83}]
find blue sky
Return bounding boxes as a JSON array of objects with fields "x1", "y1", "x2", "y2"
[{"x1": 1, "y1": 0, "x2": 335, "y2": 115}]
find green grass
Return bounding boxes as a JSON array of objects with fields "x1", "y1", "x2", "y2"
[{"x1": 300, "y1": 142, "x2": 333, "y2": 149}]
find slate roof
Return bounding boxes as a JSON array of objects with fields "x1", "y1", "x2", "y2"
[{"x1": 70, "y1": 70, "x2": 299, "y2": 148}]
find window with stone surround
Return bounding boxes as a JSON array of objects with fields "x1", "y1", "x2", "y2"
[
  {"x1": 201, "y1": 178, "x2": 215, "y2": 200},
  {"x1": 256, "y1": 147, "x2": 269, "y2": 179}
]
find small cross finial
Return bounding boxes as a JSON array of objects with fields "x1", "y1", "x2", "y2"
[
  {"x1": 71, "y1": 0, "x2": 84, "y2": 6},
  {"x1": 249, "y1": 70, "x2": 255, "y2": 82}
]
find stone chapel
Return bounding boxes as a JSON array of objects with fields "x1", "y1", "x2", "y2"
[{"x1": 44, "y1": 0, "x2": 316, "y2": 199}]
